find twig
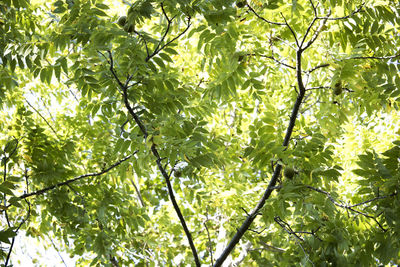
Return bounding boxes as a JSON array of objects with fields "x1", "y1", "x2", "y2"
[
  {"x1": 129, "y1": 178, "x2": 145, "y2": 208},
  {"x1": 280, "y1": 13, "x2": 299, "y2": 48},
  {"x1": 305, "y1": 86, "x2": 331, "y2": 91},
  {"x1": 50, "y1": 237, "x2": 68, "y2": 267},
  {"x1": 306, "y1": 63, "x2": 330, "y2": 74},
  {"x1": 246, "y1": 3, "x2": 285, "y2": 26},
  {"x1": 340, "y1": 54, "x2": 400, "y2": 61},
  {"x1": 274, "y1": 216, "x2": 304, "y2": 241},
  {"x1": 317, "y1": 3, "x2": 365, "y2": 20},
  {"x1": 302, "y1": 15, "x2": 329, "y2": 51},
  {"x1": 17, "y1": 153, "x2": 135, "y2": 201},
  {"x1": 146, "y1": 8, "x2": 191, "y2": 62},
  {"x1": 258, "y1": 241, "x2": 286, "y2": 252},
  {"x1": 305, "y1": 185, "x2": 395, "y2": 231},
  {"x1": 204, "y1": 220, "x2": 214, "y2": 265},
  {"x1": 26, "y1": 99, "x2": 59, "y2": 138},
  {"x1": 251, "y1": 54, "x2": 296, "y2": 70},
  {"x1": 348, "y1": 192, "x2": 397, "y2": 208}
]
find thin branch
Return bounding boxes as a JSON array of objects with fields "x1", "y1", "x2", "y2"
[
  {"x1": 246, "y1": 3, "x2": 285, "y2": 25},
  {"x1": 17, "y1": 153, "x2": 135, "y2": 201},
  {"x1": 280, "y1": 13, "x2": 299, "y2": 48},
  {"x1": 25, "y1": 100, "x2": 59, "y2": 138},
  {"x1": 258, "y1": 241, "x2": 286, "y2": 253},
  {"x1": 129, "y1": 178, "x2": 145, "y2": 208},
  {"x1": 300, "y1": 17, "x2": 318, "y2": 49},
  {"x1": 305, "y1": 185, "x2": 394, "y2": 231},
  {"x1": 50, "y1": 238, "x2": 68, "y2": 267},
  {"x1": 305, "y1": 86, "x2": 330, "y2": 91},
  {"x1": 146, "y1": 8, "x2": 191, "y2": 62},
  {"x1": 204, "y1": 220, "x2": 214, "y2": 265},
  {"x1": 153, "y1": 153, "x2": 201, "y2": 266},
  {"x1": 309, "y1": 0, "x2": 318, "y2": 17},
  {"x1": 306, "y1": 63, "x2": 330, "y2": 74},
  {"x1": 252, "y1": 54, "x2": 296, "y2": 70},
  {"x1": 274, "y1": 216, "x2": 304, "y2": 241},
  {"x1": 348, "y1": 192, "x2": 397, "y2": 208},
  {"x1": 133, "y1": 30, "x2": 150, "y2": 58},
  {"x1": 340, "y1": 54, "x2": 400, "y2": 61},
  {"x1": 317, "y1": 3, "x2": 365, "y2": 20},
  {"x1": 302, "y1": 15, "x2": 329, "y2": 51},
  {"x1": 4, "y1": 237, "x2": 15, "y2": 267},
  {"x1": 5, "y1": 170, "x2": 31, "y2": 267}
]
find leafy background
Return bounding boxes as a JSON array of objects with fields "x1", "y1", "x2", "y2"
[{"x1": 0, "y1": 0, "x2": 400, "y2": 266}]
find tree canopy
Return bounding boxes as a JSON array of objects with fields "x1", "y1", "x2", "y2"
[{"x1": 1, "y1": 0, "x2": 400, "y2": 266}]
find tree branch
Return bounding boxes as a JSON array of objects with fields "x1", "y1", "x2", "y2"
[
  {"x1": 146, "y1": 6, "x2": 191, "y2": 62},
  {"x1": 280, "y1": 13, "x2": 299, "y2": 48},
  {"x1": 17, "y1": 153, "x2": 135, "y2": 201},
  {"x1": 129, "y1": 178, "x2": 145, "y2": 208},
  {"x1": 25, "y1": 99, "x2": 59, "y2": 138},
  {"x1": 305, "y1": 185, "x2": 396, "y2": 231},
  {"x1": 105, "y1": 49, "x2": 200, "y2": 266},
  {"x1": 252, "y1": 54, "x2": 296, "y2": 70},
  {"x1": 317, "y1": 3, "x2": 365, "y2": 20},
  {"x1": 213, "y1": 45, "x2": 308, "y2": 267},
  {"x1": 306, "y1": 63, "x2": 330, "y2": 74},
  {"x1": 246, "y1": 3, "x2": 285, "y2": 26},
  {"x1": 340, "y1": 54, "x2": 400, "y2": 61}
]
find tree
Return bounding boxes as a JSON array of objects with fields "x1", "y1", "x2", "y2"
[{"x1": 1, "y1": 0, "x2": 400, "y2": 266}]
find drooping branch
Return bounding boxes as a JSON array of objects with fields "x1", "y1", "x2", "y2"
[
  {"x1": 25, "y1": 99, "x2": 59, "y2": 138},
  {"x1": 17, "y1": 153, "x2": 135, "y2": 201},
  {"x1": 317, "y1": 3, "x2": 365, "y2": 20},
  {"x1": 341, "y1": 54, "x2": 400, "y2": 61},
  {"x1": 306, "y1": 185, "x2": 397, "y2": 231},
  {"x1": 251, "y1": 54, "x2": 296, "y2": 70},
  {"x1": 246, "y1": 3, "x2": 285, "y2": 26},
  {"x1": 306, "y1": 53, "x2": 400, "y2": 74},
  {"x1": 275, "y1": 216, "x2": 322, "y2": 242},
  {"x1": 104, "y1": 50, "x2": 201, "y2": 266},
  {"x1": 274, "y1": 216, "x2": 304, "y2": 241}
]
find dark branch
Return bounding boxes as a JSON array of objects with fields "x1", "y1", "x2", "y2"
[
  {"x1": 305, "y1": 86, "x2": 330, "y2": 91},
  {"x1": 213, "y1": 45, "x2": 308, "y2": 267},
  {"x1": 146, "y1": 11, "x2": 191, "y2": 62},
  {"x1": 300, "y1": 16, "x2": 318, "y2": 49},
  {"x1": 306, "y1": 63, "x2": 330, "y2": 74},
  {"x1": 340, "y1": 54, "x2": 400, "y2": 61},
  {"x1": 274, "y1": 216, "x2": 304, "y2": 241},
  {"x1": 18, "y1": 153, "x2": 135, "y2": 201},
  {"x1": 204, "y1": 220, "x2": 214, "y2": 265},
  {"x1": 302, "y1": 15, "x2": 329, "y2": 51},
  {"x1": 280, "y1": 13, "x2": 299, "y2": 48},
  {"x1": 317, "y1": 3, "x2": 365, "y2": 20},
  {"x1": 106, "y1": 44, "x2": 200, "y2": 265},
  {"x1": 246, "y1": 3, "x2": 285, "y2": 26},
  {"x1": 348, "y1": 192, "x2": 397, "y2": 208},
  {"x1": 26, "y1": 100, "x2": 59, "y2": 138},
  {"x1": 253, "y1": 54, "x2": 296, "y2": 70},
  {"x1": 305, "y1": 185, "x2": 395, "y2": 231}
]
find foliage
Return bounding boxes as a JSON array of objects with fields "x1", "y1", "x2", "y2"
[{"x1": 0, "y1": 0, "x2": 400, "y2": 266}]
